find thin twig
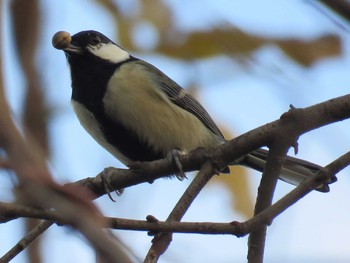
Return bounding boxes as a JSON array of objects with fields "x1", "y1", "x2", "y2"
[
  {"x1": 0, "y1": 202, "x2": 61, "y2": 223},
  {"x1": 241, "y1": 150, "x2": 350, "y2": 233},
  {"x1": 0, "y1": 221, "x2": 52, "y2": 263},
  {"x1": 247, "y1": 141, "x2": 290, "y2": 263},
  {"x1": 144, "y1": 161, "x2": 215, "y2": 263}
]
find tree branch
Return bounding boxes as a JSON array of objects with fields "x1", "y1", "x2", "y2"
[
  {"x1": 248, "y1": 141, "x2": 290, "y2": 263},
  {"x1": 318, "y1": 0, "x2": 350, "y2": 22},
  {"x1": 2, "y1": 94, "x2": 350, "y2": 262},
  {"x1": 240, "y1": 150, "x2": 350, "y2": 233},
  {"x1": 75, "y1": 94, "x2": 350, "y2": 200},
  {"x1": 0, "y1": 221, "x2": 53, "y2": 263},
  {"x1": 144, "y1": 161, "x2": 216, "y2": 263},
  {"x1": 1, "y1": 145, "x2": 348, "y2": 238}
]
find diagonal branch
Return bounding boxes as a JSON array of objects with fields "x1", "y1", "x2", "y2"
[
  {"x1": 0, "y1": 221, "x2": 53, "y2": 263},
  {"x1": 240, "y1": 150, "x2": 350, "y2": 233},
  {"x1": 144, "y1": 161, "x2": 215, "y2": 263},
  {"x1": 317, "y1": 0, "x2": 350, "y2": 22},
  {"x1": 247, "y1": 141, "x2": 290, "y2": 263}
]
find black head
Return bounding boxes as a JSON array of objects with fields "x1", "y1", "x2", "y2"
[
  {"x1": 62, "y1": 30, "x2": 130, "y2": 64},
  {"x1": 70, "y1": 30, "x2": 112, "y2": 48},
  {"x1": 52, "y1": 30, "x2": 132, "y2": 104}
]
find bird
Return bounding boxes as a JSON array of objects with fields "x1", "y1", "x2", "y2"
[{"x1": 52, "y1": 30, "x2": 336, "y2": 192}]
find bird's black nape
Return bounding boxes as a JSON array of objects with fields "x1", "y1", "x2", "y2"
[{"x1": 70, "y1": 30, "x2": 113, "y2": 48}]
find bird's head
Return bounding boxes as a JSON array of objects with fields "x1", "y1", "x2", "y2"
[{"x1": 52, "y1": 30, "x2": 130, "y2": 64}]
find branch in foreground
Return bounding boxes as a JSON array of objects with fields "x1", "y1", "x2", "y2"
[{"x1": 0, "y1": 30, "x2": 131, "y2": 263}]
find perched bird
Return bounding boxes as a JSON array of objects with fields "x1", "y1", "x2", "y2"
[{"x1": 52, "y1": 30, "x2": 335, "y2": 192}]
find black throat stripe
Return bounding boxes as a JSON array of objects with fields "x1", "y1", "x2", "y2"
[{"x1": 69, "y1": 55, "x2": 164, "y2": 162}]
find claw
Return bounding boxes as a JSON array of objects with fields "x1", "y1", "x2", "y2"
[
  {"x1": 167, "y1": 149, "x2": 187, "y2": 180},
  {"x1": 292, "y1": 141, "x2": 299, "y2": 155},
  {"x1": 102, "y1": 167, "x2": 124, "y2": 202}
]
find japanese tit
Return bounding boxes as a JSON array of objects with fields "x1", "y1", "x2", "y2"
[{"x1": 53, "y1": 30, "x2": 336, "y2": 192}]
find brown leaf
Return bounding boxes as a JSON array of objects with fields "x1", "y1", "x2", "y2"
[
  {"x1": 277, "y1": 34, "x2": 341, "y2": 66},
  {"x1": 210, "y1": 127, "x2": 254, "y2": 218},
  {"x1": 94, "y1": 2, "x2": 342, "y2": 66}
]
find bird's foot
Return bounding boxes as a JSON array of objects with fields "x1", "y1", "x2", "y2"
[
  {"x1": 101, "y1": 167, "x2": 124, "y2": 202},
  {"x1": 167, "y1": 149, "x2": 187, "y2": 181}
]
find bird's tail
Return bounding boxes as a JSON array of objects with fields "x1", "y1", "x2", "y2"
[{"x1": 236, "y1": 148, "x2": 337, "y2": 192}]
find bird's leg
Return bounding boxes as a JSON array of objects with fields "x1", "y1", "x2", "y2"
[{"x1": 167, "y1": 149, "x2": 187, "y2": 181}]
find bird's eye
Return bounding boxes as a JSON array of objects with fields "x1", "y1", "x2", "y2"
[{"x1": 91, "y1": 36, "x2": 101, "y2": 45}]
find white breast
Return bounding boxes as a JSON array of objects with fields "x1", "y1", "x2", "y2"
[{"x1": 71, "y1": 100, "x2": 131, "y2": 165}]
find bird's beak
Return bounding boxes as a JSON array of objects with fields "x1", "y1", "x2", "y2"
[{"x1": 63, "y1": 44, "x2": 83, "y2": 54}]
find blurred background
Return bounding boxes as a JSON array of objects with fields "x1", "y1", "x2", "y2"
[{"x1": 0, "y1": 0, "x2": 350, "y2": 262}]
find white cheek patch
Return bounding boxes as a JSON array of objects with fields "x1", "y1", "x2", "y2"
[{"x1": 88, "y1": 43, "x2": 130, "y2": 63}]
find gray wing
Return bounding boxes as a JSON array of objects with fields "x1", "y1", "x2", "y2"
[{"x1": 137, "y1": 60, "x2": 225, "y2": 140}]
